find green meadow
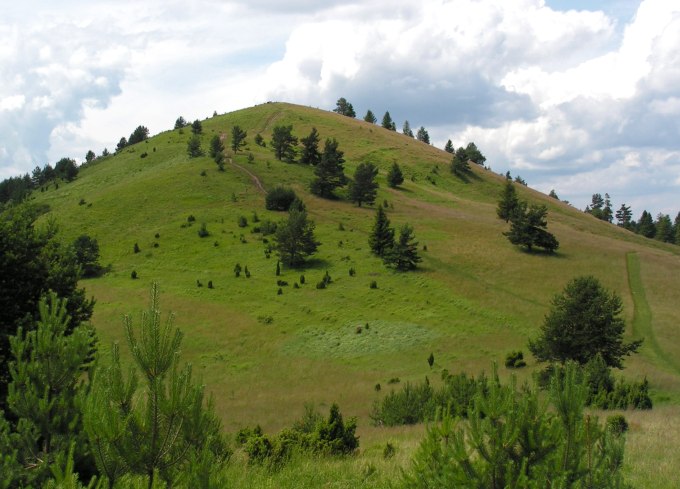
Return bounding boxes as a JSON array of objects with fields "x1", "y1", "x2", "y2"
[{"x1": 31, "y1": 102, "x2": 680, "y2": 486}]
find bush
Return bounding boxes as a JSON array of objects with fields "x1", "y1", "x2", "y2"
[
  {"x1": 265, "y1": 186, "x2": 298, "y2": 211},
  {"x1": 131, "y1": 270, "x2": 138, "y2": 279},
  {"x1": 606, "y1": 414, "x2": 629, "y2": 435},
  {"x1": 234, "y1": 263, "x2": 242, "y2": 277},
  {"x1": 259, "y1": 220, "x2": 277, "y2": 236},
  {"x1": 504, "y1": 350, "x2": 526, "y2": 368},
  {"x1": 198, "y1": 223, "x2": 210, "y2": 238},
  {"x1": 316, "y1": 281, "x2": 326, "y2": 290},
  {"x1": 300, "y1": 274, "x2": 305, "y2": 284},
  {"x1": 187, "y1": 214, "x2": 196, "y2": 223},
  {"x1": 133, "y1": 242, "x2": 140, "y2": 253},
  {"x1": 383, "y1": 442, "x2": 396, "y2": 459},
  {"x1": 245, "y1": 266, "x2": 250, "y2": 278},
  {"x1": 277, "y1": 280, "x2": 288, "y2": 286},
  {"x1": 208, "y1": 280, "x2": 213, "y2": 289},
  {"x1": 237, "y1": 215, "x2": 248, "y2": 228},
  {"x1": 349, "y1": 267, "x2": 356, "y2": 276},
  {"x1": 277, "y1": 287, "x2": 283, "y2": 295},
  {"x1": 370, "y1": 280, "x2": 378, "y2": 289}
]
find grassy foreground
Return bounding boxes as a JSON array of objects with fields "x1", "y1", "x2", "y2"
[{"x1": 29, "y1": 102, "x2": 680, "y2": 486}]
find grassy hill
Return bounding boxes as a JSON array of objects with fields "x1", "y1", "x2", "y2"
[{"x1": 31, "y1": 102, "x2": 680, "y2": 487}]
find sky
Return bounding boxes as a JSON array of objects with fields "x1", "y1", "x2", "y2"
[{"x1": 1, "y1": 0, "x2": 678, "y2": 217}]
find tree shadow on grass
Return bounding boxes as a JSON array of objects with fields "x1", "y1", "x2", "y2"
[{"x1": 290, "y1": 257, "x2": 332, "y2": 271}]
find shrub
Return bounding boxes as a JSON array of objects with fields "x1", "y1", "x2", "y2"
[
  {"x1": 299, "y1": 274, "x2": 305, "y2": 284},
  {"x1": 79, "y1": 198, "x2": 86, "y2": 205},
  {"x1": 252, "y1": 211, "x2": 260, "y2": 223},
  {"x1": 606, "y1": 414, "x2": 629, "y2": 435},
  {"x1": 293, "y1": 283, "x2": 299, "y2": 289},
  {"x1": 316, "y1": 281, "x2": 326, "y2": 290},
  {"x1": 276, "y1": 261, "x2": 280, "y2": 276},
  {"x1": 383, "y1": 442, "x2": 396, "y2": 459},
  {"x1": 277, "y1": 287, "x2": 283, "y2": 295},
  {"x1": 187, "y1": 215, "x2": 196, "y2": 223},
  {"x1": 427, "y1": 352, "x2": 434, "y2": 368},
  {"x1": 208, "y1": 280, "x2": 213, "y2": 289},
  {"x1": 277, "y1": 280, "x2": 288, "y2": 286},
  {"x1": 370, "y1": 280, "x2": 378, "y2": 289},
  {"x1": 131, "y1": 270, "x2": 138, "y2": 279},
  {"x1": 133, "y1": 242, "x2": 140, "y2": 253},
  {"x1": 153, "y1": 242, "x2": 159, "y2": 248},
  {"x1": 234, "y1": 263, "x2": 242, "y2": 277},
  {"x1": 349, "y1": 267, "x2": 355, "y2": 276},
  {"x1": 237, "y1": 215, "x2": 248, "y2": 228},
  {"x1": 196, "y1": 280, "x2": 203, "y2": 287},
  {"x1": 259, "y1": 220, "x2": 277, "y2": 236},
  {"x1": 254, "y1": 134, "x2": 265, "y2": 147},
  {"x1": 245, "y1": 266, "x2": 250, "y2": 278},
  {"x1": 322, "y1": 271, "x2": 332, "y2": 285},
  {"x1": 265, "y1": 186, "x2": 298, "y2": 211},
  {"x1": 198, "y1": 223, "x2": 210, "y2": 238},
  {"x1": 155, "y1": 233, "x2": 160, "y2": 238},
  {"x1": 504, "y1": 350, "x2": 526, "y2": 368}
]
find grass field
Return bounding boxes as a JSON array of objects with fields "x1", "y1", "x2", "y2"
[{"x1": 29, "y1": 102, "x2": 680, "y2": 486}]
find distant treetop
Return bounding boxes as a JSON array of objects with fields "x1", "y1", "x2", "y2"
[{"x1": 333, "y1": 97, "x2": 356, "y2": 118}]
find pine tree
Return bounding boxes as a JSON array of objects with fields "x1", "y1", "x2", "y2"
[
  {"x1": 382, "y1": 111, "x2": 395, "y2": 131},
  {"x1": 549, "y1": 189, "x2": 559, "y2": 199},
  {"x1": 385, "y1": 224, "x2": 421, "y2": 271},
  {"x1": 615, "y1": 204, "x2": 632, "y2": 229},
  {"x1": 363, "y1": 110, "x2": 377, "y2": 124},
  {"x1": 464, "y1": 142, "x2": 486, "y2": 165},
  {"x1": 444, "y1": 139, "x2": 454, "y2": 153},
  {"x1": 299, "y1": 127, "x2": 322, "y2": 165},
  {"x1": 602, "y1": 193, "x2": 613, "y2": 223},
  {"x1": 368, "y1": 206, "x2": 394, "y2": 257},
  {"x1": 349, "y1": 162, "x2": 379, "y2": 207},
  {"x1": 654, "y1": 213, "x2": 674, "y2": 243},
  {"x1": 310, "y1": 138, "x2": 346, "y2": 198},
  {"x1": 83, "y1": 283, "x2": 226, "y2": 488},
  {"x1": 386, "y1": 162, "x2": 404, "y2": 188},
  {"x1": 504, "y1": 202, "x2": 559, "y2": 252},
  {"x1": 209, "y1": 135, "x2": 225, "y2": 159},
  {"x1": 270, "y1": 125, "x2": 298, "y2": 162},
  {"x1": 416, "y1": 126, "x2": 430, "y2": 144},
  {"x1": 333, "y1": 98, "x2": 355, "y2": 117},
  {"x1": 636, "y1": 210, "x2": 655, "y2": 238},
  {"x1": 174, "y1": 116, "x2": 187, "y2": 129},
  {"x1": 402, "y1": 120, "x2": 414, "y2": 137},
  {"x1": 450, "y1": 147, "x2": 470, "y2": 176},
  {"x1": 274, "y1": 209, "x2": 320, "y2": 266},
  {"x1": 497, "y1": 180, "x2": 519, "y2": 222},
  {"x1": 230, "y1": 125, "x2": 247, "y2": 153},
  {"x1": 7, "y1": 293, "x2": 94, "y2": 484},
  {"x1": 191, "y1": 119, "x2": 203, "y2": 135},
  {"x1": 187, "y1": 135, "x2": 203, "y2": 158}
]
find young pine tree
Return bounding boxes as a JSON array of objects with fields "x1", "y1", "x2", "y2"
[
  {"x1": 386, "y1": 162, "x2": 404, "y2": 188},
  {"x1": 384, "y1": 224, "x2": 421, "y2": 271},
  {"x1": 299, "y1": 127, "x2": 322, "y2": 165},
  {"x1": 83, "y1": 283, "x2": 226, "y2": 488},
  {"x1": 349, "y1": 162, "x2": 379, "y2": 206},
  {"x1": 309, "y1": 138, "x2": 346, "y2": 198},
  {"x1": 231, "y1": 125, "x2": 247, "y2": 153},
  {"x1": 497, "y1": 180, "x2": 519, "y2": 222},
  {"x1": 368, "y1": 206, "x2": 394, "y2": 257}
]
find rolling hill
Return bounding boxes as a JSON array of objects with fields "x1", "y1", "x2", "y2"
[{"x1": 28, "y1": 102, "x2": 680, "y2": 486}]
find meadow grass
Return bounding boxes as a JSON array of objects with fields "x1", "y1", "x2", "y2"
[{"x1": 30, "y1": 102, "x2": 680, "y2": 484}]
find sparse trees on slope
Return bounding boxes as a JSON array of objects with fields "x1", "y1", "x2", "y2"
[
  {"x1": 382, "y1": 111, "x2": 396, "y2": 131},
  {"x1": 402, "y1": 120, "x2": 414, "y2": 137},
  {"x1": 349, "y1": 162, "x2": 379, "y2": 207},
  {"x1": 83, "y1": 283, "x2": 226, "y2": 488},
  {"x1": 310, "y1": 138, "x2": 346, "y2": 198},
  {"x1": 274, "y1": 209, "x2": 320, "y2": 266},
  {"x1": 416, "y1": 126, "x2": 430, "y2": 144},
  {"x1": 270, "y1": 125, "x2": 298, "y2": 163},
  {"x1": 444, "y1": 139, "x2": 454, "y2": 153},
  {"x1": 529, "y1": 276, "x2": 642, "y2": 368},
  {"x1": 128, "y1": 125, "x2": 149, "y2": 145},
  {"x1": 55, "y1": 157, "x2": 79, "y2": 182},
  {"x1": 363, "y1": 110, "x2": 377, "y2": 124},
  {"x1": 231, "y1": 125, "x2": 247, "y2": 153},
  {"x1": 497, "y1": 180, "x2": 519, "y2": 222},
  {"x1": 85, "y1": 150, "x2": 96, "y2": 163},
  {"x1": 174, "y1": 116, "x2": 187, "y2": 129},
  {"x1": 386, "y1": 162, "x2": 404, "y2": 188},
  {"x1": 504, "y1": 202, "x2": 559, "y2": 252},
  {"x1": 368, "y1": 206, "x2": 394, "y2": 257},
  {"x1": 116, "y1": 137, "x2": 127, "y2": 153},
  {"x1": 549, "y1": 189, "x2": 559, "y2": 199},
  {"x1": 299, "y1": 127, "x2": 322, "y2": 166},
  {"x1": 191, "y1": 119, "x2": 203, "y2": 135},
  {"x1": 333, "y1": 97, "x2": 355, "y2": 117},
  {"x1": 187, "y1": 135, "x2": 203, "y2": 158},
  {"x1": 384, "y1": 224, "x2": 421, "y2": 271}
]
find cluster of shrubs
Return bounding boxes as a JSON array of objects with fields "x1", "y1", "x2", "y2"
[
  {"x1": 504, "y1": 350, "x2": 526, "y2": 368},
  {"x1": 235, "y1": 404, "x2": 358, "y2": 467},
  {"x1": 265, "y1": 186, "x2": 298, "y2": 211},
  {"x1": 316, "y1": 271, "x2": 332, "y2": 289}
]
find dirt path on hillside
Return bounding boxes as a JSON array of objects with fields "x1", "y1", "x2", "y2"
[{"x1": 219, "y1": 132, "x2": 266, "y2": 194}]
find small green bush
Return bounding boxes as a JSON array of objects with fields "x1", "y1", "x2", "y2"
[
  {"x1": 300, "y1": 274, "x2": 305, "y2": 284},
  {"x1": 244, "y1": 266, "x2": 250, "y2": 278},
  {"x1": 370, "y1": 280, "x2": 378, "y2": 289},
  {"x1": 131, "y1": 270, "x2": 138, "y2": 279},
  {"x1": 277, "y1": 287, "x2": 283, "y2": 295},
  {"x1": 265, "y1": 186, "x2": 298, "y2": 211},
  {"x1": 208, "y1": 280, "x2": 213, "y2": 289},
  {"x1": 234, "y1": 263, "x2": 242, "y2": 277},
  {"x1": 383, "y1": 442, "x2": 396, "y2": 459},
  {"x1": 259, "y1": 220, "x2": 277, "y2": 235},
  {"x1": 349, "y1": 267, "x2": 356, "y2": 276},
  {"x1": 504, "y1": 350, "x2": 526, "y2": 368},
  {"x1": 316, "y1": 281, "x2": 326, "y2": 290},
  {"x1": 606, "y1": 414, "x2": 629, "y2": 436},
  {"x1": 187, "y1": 214, "x2": 196, "y2": 223},
  {"x1": 277, "y1": 280, "x2": 288, "y2": 286},
  {"x1": 198, "y1": 223, "x2": 210, "y2": 238},
  {"x1": 237, "y1": 215, "x2": 248, "y2": 228},
  {"x1": 133, "y1": 242, "x2": 140, "y2": 253}
]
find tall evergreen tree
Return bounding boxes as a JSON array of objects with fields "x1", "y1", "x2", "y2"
[
  {"x1": 504, "y1": 202, "x2": 559, "y2": 252},
  {"x1": 615, "y1": 204, "x2": 633, "y2": 229},
  {"x1": 675, "y1": 212, "x2": 680, "y2": 245},
  {"x1": 85, "y1": 150, "x2": 96, "y2": 163},
  {"x1": 174, "y1": 116, "x2": 187, "y2": 129},
  {"x1": 602, "y1": 193, "x2": 613, "y2": 223},
  {"x1": 416, "y1": 126, "x2": 430, "y2": 144},
  {"x1": 497, "y1": 180, "x2": 519, "y2": 222},
  {"x1": 191, "y1": 119, "x2": 203, "y2": 135},
  {"x1": 654, "y1": 213, "x2": 674, "y2": 243},
  {"x1": 274, "y1": 209, "x2": 320, "y2": 266},
  {"x1": 382, "y1": 111, "x2": 395, "y2": 131},
  {"x1": 115, "y1": 137, "x2": 127, "y2": 153},
  {"x1": 548, "y1": 189, "x2": 559, "y2": 199},
  {"x1": 84, "y1": 283, "x2": 226, "y2": 488},
  {"x1": 402, "y1": 120, "x2": 414, "y2": 137},
  {"x1": 636, "y1": 210, "x2": 655, "y2": 238},
  {"x1": 349, "y1": 162, "x2": 379, "y2": 207},
  {"x1": 230, "y1": 125, "x2": 247, "y2": 153},
  {"x1": 386, "y1": 162, "x2": 404, "y2": 188},
  {"x1": 209, "y1": 135, "x2": 224, "y2": 159},
  {"x1": 333, "y1": 98, "x2": 355, "y2": 117},
  {"x1": 384, "y1": 224, "x2": 421, "y2": 271},
  {"x1": 363, "y1": 110, "x2": 377, "y2": 124},
  {"x1": 444, "y1": 139, "x2": 454, "y2": 153},
  {"x1": 464, "y1": 142, "x2": 486, "y2": 165},
  {"x1": 299, "y1": 127, "x2": 322, "y2": 165},
  {"x1": 309, "y1": 138, "x2": 346, "y2": 198},
  {"x1": 368, "y1": 206, "x2": 394, "y2": 257},
  {"x1": 128, "y1": 126, "x2": 150, "y2": 145},
  {"x1": 187, "y1": 135, "x2": 203, "y2": 158},
  {"x1": 270, "y1": 125, "x2": 298, "y2": 163}
]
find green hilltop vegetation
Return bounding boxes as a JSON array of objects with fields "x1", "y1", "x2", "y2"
[{"x1": 6, "y1": 101, "x2": 680, "y2": 487}]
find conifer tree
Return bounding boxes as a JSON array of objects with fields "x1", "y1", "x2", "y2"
[
  {"x1": 83, "y1": 283, "x2": 226, "y2": 488},
  {"x1": 384, "y1": 224, "x2": 421, "y2": 270},
  {"x1": 444, "y1": 139, "x2": 454, "y2": 153},
  {"x1": 636, "y1": 210, "x2": 655, "y2": 238},
  {"x1": 402, "y1": 120, "x2": 414, "y2": 137},
  {"x1": 187, "y1": 135, "x2": 203, "y2": 158},
  {"x1": 464, "y1": 142, "x2": 486, "y2": 165},
  {"x1": 451, "y1": 147, "x2": 470, "y2": 176},
  {"x1": 363, "y1": 110, "x2": 377, "y2": 124},
  {"x1": 615, "y1": 204, "x2": 632, "y2": 228},
  {"x1": 497, "y1": 180, "x2": 519, "y2": 222},
  {"x1": 274, "y1": 209, "x2": 320, "y2": 266},
  {"x1": 209, "y1": 135, "x2": 224, "y2": 159},
  {"x1": 416, "y1": 126, "x2": 430, "y2": 144},
  {"x1": 230, "y1": 125, "x2": 247, "y2": 153},
  {"x1": 349, "y1": 162, "x2": 379, "y2": 207},
  {"x1": 191, "y1": 119, "x2": 203, "y2": 135},
  {"x1": 368, "y1": 206, "x2": 394, "y2": 257},
  {"x1": 299, "y1": 127, "x2": 322, "y2": 165},
  {"x1": 386, "y1": 162, "x2": 404, "y2": 188},
  {"x1": 310, "y1": 138, "x2": 346, "y2": 198},
  {"x1": 270, "y1": 125, "x2": 298, "y2": 162},
  {"x1": 382, "y1": 111, "x2": 395, "y2": 131},
  {"x1": 504, "y1": 202, "x2": 559, "y2": 252}
]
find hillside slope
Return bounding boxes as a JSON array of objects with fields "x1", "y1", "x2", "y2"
[{"x1": 31, "y1": 102, "x2": 680, "y2": 431}]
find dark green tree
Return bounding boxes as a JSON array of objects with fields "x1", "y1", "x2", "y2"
[
  {"x1": 675, "y1": 212, "x2": 680, "y2": 245},
  {"x1": 191, "y1": 119, "x2": 203, "y2": 135},
  {"x1": 363, "y1": 110, "x2": 377, "y2": 124},
  {"x1": 209, "y1": 135, "x2": 225, "y2": 159},
  {"x1": 73, "y1": 235, "x2": 103, "y2": 278},
  {"x1": 333, "y1": 97, "x2": 355, "y2": 117},
  {"x1": 504, "y1": 202, "x2": 559, "y2": 252},
  {"x1": 416, "y1": 126, "x2": 430, "y2": 144},
  {"x1": 654, "y1": 213, "x2": 674, "y2": 243},
  {"x1": 128, "y1": 126, "x2": 149, "y2": 145},
  {"x1": 402, "y1": 120, "x2": 414, "y2": 137},
  {"x1": 615, "y1": 204, "x2": 633, "y2": 229},
  {"x1": 270, "y1": 125, "x2": 298, "y2": 163},
  {"x1": 55, "y1": 158, "x2": 78, "y2": 182},
  {"x1": 384, "y1": 224, "x2": 421, "y2": 271},
  {"x1": 7, "y1": 293, "x2": 94, "y2": 485},
  {"x1": 450, "y1": 148, "x2": 470, "y2": 176},
  {"x1": 273, "y1": 209, "x2": 320, "y2": 267},
  {"x1": 115, "y1": 137, "x2": 127, "y2": 153},
  {"x1": 174, "y1": 116, "x2": 187, "y2": 129},
  {"x1": 187, "y1": 135, "x2": 203, "y2": 158},
  {"x1": 349, "y1": 162, "x2": 379, "y2": 207},
  {"x1": 85, "y1": 150, "x2": 96, "y2": 163},
  {"x1": 496, "y1": 180, "x2": 519, "y2": 222},
  {"x1": 368, "y1": 206, "x2": 394, "y2": 257},
  {"x1": 386, "y1": 162, "x2": 404, "y2": 188},
  {"x1": 310, "y1": 138, "x2": 346, "y2": 198},
  {"x1": 444, "y1": 139, "x2": 454, "y2": 153},
  {"x1": 549, "y1": 189, "x2": 559, "y2": 199},
  {"x1": 529, "y1": 276, "x2": 643, "y2": 368},
  {"x1": 231, "y1": 125, "x2": 247, "y2": 153},
  {"x1": 299, "y1": 127, "x2": 322, "y2": 166},
  {"x1": 636, "y1": 210, "x2": 655, "y2": 238},
  {"x1": 464, "y1": 142, "x2": 486, "y2": 165},
  {"x1": 382, "y1": 111, "x2": 396, "y2": 131},
  {"x1": 83, "y1": 283, "x2": 226, "y2": 488}
]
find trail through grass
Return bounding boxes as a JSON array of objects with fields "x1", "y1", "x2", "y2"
[{"x1": 626, "y1": 252, "x2": 680, "y2": 376}]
